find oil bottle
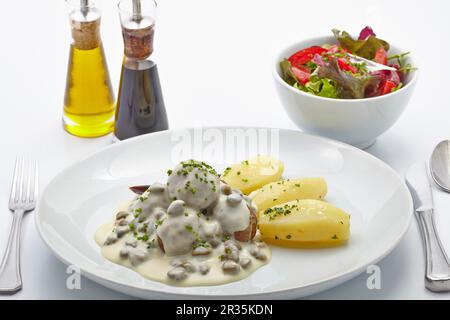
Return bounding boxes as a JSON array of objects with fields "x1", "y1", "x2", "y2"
[{"x1": 63, "y1": 0, "x2": 115, "y2": 138}]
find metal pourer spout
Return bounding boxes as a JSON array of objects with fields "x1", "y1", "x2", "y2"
[
  {"x1": 80, "y1": 0, "x2": 89, "y2": 17},
  {"x1": 132, "y1": 0, "x2": 142, "y2": 22}
]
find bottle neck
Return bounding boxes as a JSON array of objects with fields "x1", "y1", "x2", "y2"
[{"x1": 123, "y1": 58, "x2": 155, "y2": 71}]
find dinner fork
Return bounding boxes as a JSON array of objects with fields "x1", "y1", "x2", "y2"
[{"x1": 0, "y1": 158, "x2": 38, "y2": 293}]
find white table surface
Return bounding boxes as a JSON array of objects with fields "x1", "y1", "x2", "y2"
[{"x1": 0, "y1": 0, "x2": 449, "y2": 300}]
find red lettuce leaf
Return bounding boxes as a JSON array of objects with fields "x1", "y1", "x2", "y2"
[{"x1": 359, "y1": 26, "x2": 376, "y2": 40}]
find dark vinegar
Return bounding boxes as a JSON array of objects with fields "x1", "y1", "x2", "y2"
[{"x1": 114, "y1": 60, "x2": 168, "y2": 140}]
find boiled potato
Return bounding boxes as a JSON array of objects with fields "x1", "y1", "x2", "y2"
[
  {"x1": 221, "y1": 155, "x2": 284, "y2": 195},
  {"x1": 249, "y1": 178, "x2": 327, "y2": 213},
  {"x1": 259, "y1": 200, "x2": 350, "y2": 248}
]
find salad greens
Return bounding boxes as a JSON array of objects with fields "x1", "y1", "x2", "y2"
[
  {"x1": 316, "y1": 58, "x2": 380, "y2": 99},
  {"x1": 280, "y1": 59, "x2": 299, "y2": 86},
  {"x1": 304, "y1": 77, "x2": 339, "y2": 99},
  {"x1": 388, "y1": 52, "x2": 417, "y2": 73},
  {"x1": 280, "y1": 27, "x2": 416, "y2": 99},
  {"x1": 332, "y1": 28, "x2": 390, "y2": 60}
]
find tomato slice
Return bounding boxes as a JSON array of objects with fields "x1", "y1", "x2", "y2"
[
  {"x1": 291, "y1": 66, "x2": 311, "y2": 85},
  {"x1": 338, "y1": 58, "x2": 358, "y2": 73},
  {"x1": 288, "y1": 46, "x2": 327, "y2": 68},
  {"x1": 374, "y1": 47, "x2": 388, "y2": 65},
  {"x1": 381, "y1": 80, "x2": 397, "y2": 95}
]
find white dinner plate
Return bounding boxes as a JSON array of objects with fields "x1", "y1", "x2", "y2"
[{"x1": 36, "y1": 127, "x2": 413, "y2": 299}]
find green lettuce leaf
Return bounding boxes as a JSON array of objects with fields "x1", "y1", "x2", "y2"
[
  {"x1": 305, "y1": 77, "x2": 339, "y2": 98},
  {"x1": 332, "y1": 29, "x2": 390, "y2": 60},
  {"x1": 279, "y1": 59, "x2": 299, "y2": 86}
]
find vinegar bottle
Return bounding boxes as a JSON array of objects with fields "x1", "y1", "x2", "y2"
[
  {"x1": 63, "y1": 0, "x2": 115, "y2": 138},
  {"x1": 114, "y1": 0, "x2": 168, "y2": 141}
]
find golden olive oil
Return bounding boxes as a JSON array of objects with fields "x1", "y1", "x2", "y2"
[
  {"x1": 63, "y1": 44, "x2": 115, "y2": 138},
  {"x1": 63, "y1": 2, "x2": 115, "y2": 138}
]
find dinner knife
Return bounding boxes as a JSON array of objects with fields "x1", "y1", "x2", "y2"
[{"x1": 406, "y1": 162, "x2": 450, "y2": 292}]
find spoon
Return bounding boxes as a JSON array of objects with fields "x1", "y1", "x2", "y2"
[{"x1": 430, "y1": 140, "x2": 450, "y2": 192}]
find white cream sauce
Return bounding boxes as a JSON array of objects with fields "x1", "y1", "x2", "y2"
[{"x1": 95, "y1": 160, "x2": 271, "y2": 286}]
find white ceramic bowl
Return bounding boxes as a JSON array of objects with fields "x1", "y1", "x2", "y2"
[{"x1": 273, "y1": 36, "x2": 418, "y2": 149}]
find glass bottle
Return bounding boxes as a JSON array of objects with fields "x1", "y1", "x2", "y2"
[
  {"x1": 114, "y1": 0, "x2": 168, "y2": 141},
  {"x1": 63, "y1": 0, "x2": 115, "y2": 138}
]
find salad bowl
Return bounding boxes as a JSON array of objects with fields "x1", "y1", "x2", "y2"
[{"x1": 273, "y1": 35, "x2": 418, "y2": 149}]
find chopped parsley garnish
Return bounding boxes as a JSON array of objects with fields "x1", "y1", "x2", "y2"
[
  {"x1": 179, "y1": 159, "x2": 218, "y2": 176},
  {"x1": 331, "y1": 235, "x2": 339, "y2": 240},
  {"x1": 193, "y1": 240, "x2": 210, "y2": 249},
  {"x1": 222, "y1": 167, "x2": 232, "y2": 177},
  {"x1": 137, "y1": 234, "x2": 149, "y2": 242},
  {"x1": 286, "y1": 235, "x2": 292, "y2": 240},
  {"x1": 155, "y1": 219, "x2": 164, "y2": 229},
  {"x1": 183, "y1": 225, "x2": 206, "y2": 247},
  {"x1": 167, "y1": 169, "x2": 173, "y2": 176},
  {"x1": 138, "y1": 196, "x2": 148, "y2": 202},
  {"x1": 264, "y1": 204, "x2": 299, "y2": 221},
  {"x1": 184, "y1": 180, "x2": 197, "y2": 194}
]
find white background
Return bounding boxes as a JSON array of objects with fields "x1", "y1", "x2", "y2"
[{"x1": 0, "y1": 0, "x2": 449, "y2": 299}]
